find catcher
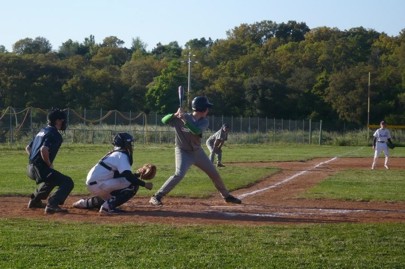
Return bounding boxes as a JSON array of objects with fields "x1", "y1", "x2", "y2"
[
  {"x1": 206, "y1": 123, "x2": 230, "y2": 167},
  {"x1": 371, "y1": 120, "x2": 394, "y2": 170},
  {"x1": 72, "y1": 133, "x2": 156, "y2": 214}
]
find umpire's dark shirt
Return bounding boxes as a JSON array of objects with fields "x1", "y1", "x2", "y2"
[{"x1": 28, "y1": 126, "x2": 62, "y2": 164}]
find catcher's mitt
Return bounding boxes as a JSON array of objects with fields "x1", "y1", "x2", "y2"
[
  {"x1": 136, "y1": 164, "x2": 157, "y2": 180},
  {"x1": 387, "y1": 141, "x2": 395, "y2": 149}
]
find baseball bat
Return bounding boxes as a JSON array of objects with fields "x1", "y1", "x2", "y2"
[{"x1": 178, "y1": 85, "x2": 184, "y2": 108}]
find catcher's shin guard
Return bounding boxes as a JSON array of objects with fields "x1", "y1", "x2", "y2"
[
  {"x1": 73, "y1": 196, "x2": 104, "y2": 209},
  {"x1": 109, "y1": 185, "x2": 139, "y2": 208}
]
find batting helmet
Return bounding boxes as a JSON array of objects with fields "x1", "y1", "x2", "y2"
[{"x1": 192, "y1": 96, "x2": 213, "y2": 112}]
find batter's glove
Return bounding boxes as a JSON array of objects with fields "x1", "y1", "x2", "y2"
[
  {"x1": 136, "y1": 164, "x2": 157, "y2": 180},
  {"x1": 387, "y1": 141, "x2": 395, "y2": 149}
]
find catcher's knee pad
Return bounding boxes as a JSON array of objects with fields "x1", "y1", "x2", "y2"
[{"x1": 109, "y1": 185, "x2": 138, "y2": 208}]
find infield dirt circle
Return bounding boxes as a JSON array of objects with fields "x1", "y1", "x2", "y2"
[{"x1": 1, "y1": 157, "x2": 404, "y2": 225}]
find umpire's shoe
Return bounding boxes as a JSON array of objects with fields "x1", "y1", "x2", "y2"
[
  {"x1": 45, "y1": 205, "x2": 68, "y2": 214},
  {"x1": 224, "y1": 195, "x2": 242, "y2": 204},
  {"x1": 28, "y1": 194, "x2": 46, "y2": 209}
]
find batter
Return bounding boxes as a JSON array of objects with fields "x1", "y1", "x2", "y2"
[{"x1": 149, "y1": 96, "x2": 241, "y2": 206}]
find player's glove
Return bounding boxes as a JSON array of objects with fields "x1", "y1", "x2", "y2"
[
  {"x1": 387, "y1": 141, "x2": 395, "y2": 149},
  {"x1": 136, "y1": 164, "x2": 157, "y2": 180}
]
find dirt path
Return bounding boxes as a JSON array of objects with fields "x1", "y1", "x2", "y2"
[{"x1": 1, "y1": 158, "x2": 404, "y2": 225}]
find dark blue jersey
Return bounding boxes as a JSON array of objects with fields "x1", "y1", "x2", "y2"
[{"x1": 28, "y1": 126, "x2": 63, "y2": 163}]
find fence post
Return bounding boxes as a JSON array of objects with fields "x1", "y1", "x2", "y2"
[
  {"x1": 309, "y1": 119, "x2": 312, "y2": 144},
  {"x1": 319, "y1": 120, "x2": 323, "y2": 145},
  {"x1": 9, "y1": 109, "x2": 13, "y2": 143}
]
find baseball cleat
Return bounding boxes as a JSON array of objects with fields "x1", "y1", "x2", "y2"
[
  {"x1": 44, "y1": 205, "x2": 68, "y2": 214},
  {"x1": 28, "y1": 199, "x2": 46, "y2": 209},
  {"x1": 384, "y1": 164, "x2": 389, "y2": 169},
  {"x1": 217, "y1": 163, "x2": 226, "y2": 167},
  {"x1": 72, "y1": 199, "x2": 87, "y2": 209},
  {"x1": 149, "y1": 195, "x2": 163, "y2": 206},
  {"x1": 224, "y1": 195, "x2": 242, "y2": 204}
]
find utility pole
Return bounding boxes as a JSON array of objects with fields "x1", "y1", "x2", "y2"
[{"x1": 367, "y1": 72, "x2": 371, "y2": 140}]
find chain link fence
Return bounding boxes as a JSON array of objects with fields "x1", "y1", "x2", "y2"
[{"x1": 1, "y1": 107, "x2": 324, "y2": 145}]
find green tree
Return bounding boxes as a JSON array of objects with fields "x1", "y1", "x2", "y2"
[
  {"x1": 12, "y1": 37, "x2": 52, "y2": 54},
  {"x1": 145, "y1": 61, "x2": 185, "y2": 113}
]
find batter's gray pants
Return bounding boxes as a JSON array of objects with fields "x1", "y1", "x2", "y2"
[{"x1": 155, "y1": 147, "x2": 230, "y2": 198}]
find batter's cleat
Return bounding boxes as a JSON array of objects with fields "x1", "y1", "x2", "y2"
[
  {"x1": 384, "y1": 164, "x2": 389, "y2": 169},
  {"x1": 149, "y1": 195, "x2": 163, "y2": 206},
  {"x1": 28, "y1": 199, "x2": 46, "y2": 209},
  {"x1": 44, "y1": 205, "x2": 68, "y2": 214},
  {"x1": 224, "y1": 195, "x2": 242, "y2": 204},
  {"x1": 217, "y1": 163, "x2": 226, "y2": 167}
]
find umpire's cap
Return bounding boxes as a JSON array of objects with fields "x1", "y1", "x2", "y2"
[
  {"x1": 47, "y1": 108, "x2": 67, "y2": 128},
  {"x1": 192, "y1": 96, "x2": 213, "y2": 112}
]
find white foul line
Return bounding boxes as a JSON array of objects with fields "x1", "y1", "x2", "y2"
[{"x1": 238, "y1": 157, "x2": 338, "y2": 199}]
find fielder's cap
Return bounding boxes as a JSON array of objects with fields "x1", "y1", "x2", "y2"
[
  {"x1": 380, "y1": 120, "x2": 387, "y2": 125},
  {"x1": 222, "y1": 123, "x2": 230, "y2": 129}
]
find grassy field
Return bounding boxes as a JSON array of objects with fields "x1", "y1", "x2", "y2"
[{"x1": 1, "y1": 143, "x2": 404, "y2": 268}]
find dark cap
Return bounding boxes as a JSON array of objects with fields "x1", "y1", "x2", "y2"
[
  {"x1": 380, "y1": 120, "x2": 387, "y2": 125},
  {"x1": 191, "y1": 96, "x2": 213, "y2": 112},
  {"x1": 47, "y1": 109, "x2": 67, "y2": 125}
]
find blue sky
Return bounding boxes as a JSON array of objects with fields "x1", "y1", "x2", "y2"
[{"x1": 1, "y1": 0, "x2": 404, "y2": 51}]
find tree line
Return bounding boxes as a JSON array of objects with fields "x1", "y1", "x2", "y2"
[{"x1": 1, "y1": 20, "x2": 404, "y2": 130}]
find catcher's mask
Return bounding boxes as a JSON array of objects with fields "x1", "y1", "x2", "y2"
[
  {"x1": 192, "y1": 96, "x2": 213, "y2": 112},
  {"x1": 113, "y1": 132, "x2": 134, "y2": 165},
  {"x1": 47, "y1": 108, "x2": 67, "y2": 131}
]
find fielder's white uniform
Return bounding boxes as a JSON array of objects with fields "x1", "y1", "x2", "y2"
[
  {"x1": 371, "y1": 127, "x2": 391, "y2": 169},
  {"x1": 86, "y1": 151, "x2": 132, "y2": 200}
]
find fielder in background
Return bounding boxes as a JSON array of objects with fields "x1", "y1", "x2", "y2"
[
  {"x1": 206, "y1": 123, "x2": 230, "y2": 167},
  {"x1": 371, "y1": 120, "x2": 393, "y2": 170},
  {"x1": 26, "y1": 108, "x2": 74, "y2": 214},
  {"x1": 73, "y1": 133, "x2": 153, "y2": 214},
  {"x1": 149, "y1": 96, "x2": 241, "y2": 206}
]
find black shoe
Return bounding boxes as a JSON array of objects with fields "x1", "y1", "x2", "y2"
[
  {"x1": 45, "y1": 205, "x2": 68, "y2": 214},
  {"x1": 225, "y1": 195, "x2": 242, "y2": 204},
  {"x1": 217, "y1": 163, "x2": 226, "y2": 167},
  {"x1": 28, "y1": 199, "x2": 46, "y2": 209}
]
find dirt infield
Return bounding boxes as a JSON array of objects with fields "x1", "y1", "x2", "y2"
[{"x1": 1, "y1": 158, "x2": 404, "y2": 225}]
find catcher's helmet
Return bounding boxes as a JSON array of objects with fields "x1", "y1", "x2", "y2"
[
  {"x1": 47, "y1": 108, "x2": 67, "y2": 130},
  {"x1": 191, "y1": 96, "x2": 213, "y2": 112},
  {"x1": 113, "y1": 133, "x2": 134, "y2": 149}
]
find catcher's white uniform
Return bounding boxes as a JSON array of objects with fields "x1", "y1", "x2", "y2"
[{"x1": 86, "y1": 151, "x2": 132, "y2": 200}]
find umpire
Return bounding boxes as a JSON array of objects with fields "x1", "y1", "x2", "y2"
[{"x1": 26, "y1": 108, "x2": 74, "y2": 214}]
